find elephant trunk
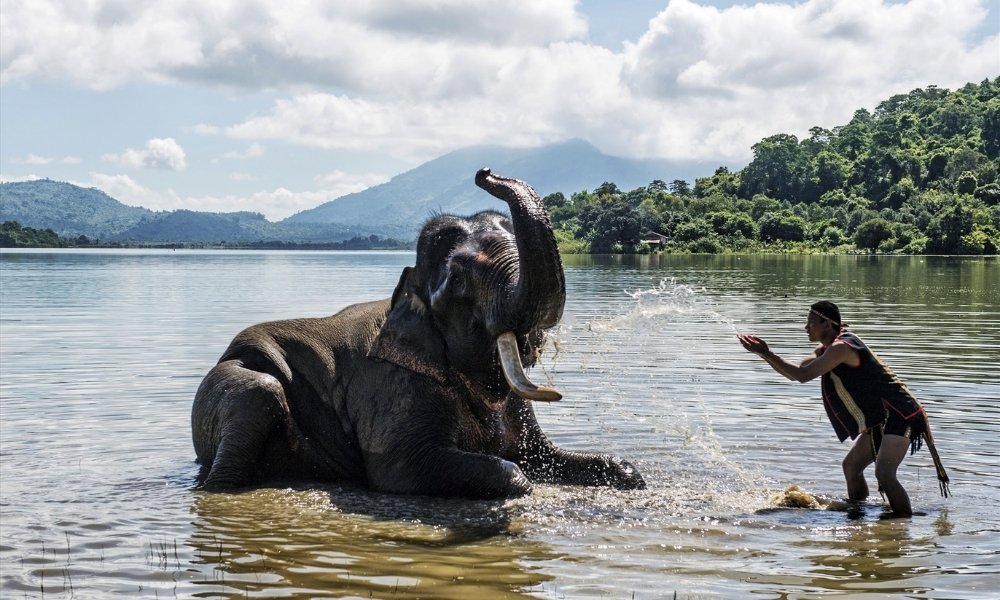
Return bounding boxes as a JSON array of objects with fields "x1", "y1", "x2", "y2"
[
  {"x1": 474, "y1": 168, "x2": 565, "y2": 333},
  {"x1": 476, "y1": 168, "x2": 565, "y2": 402}
]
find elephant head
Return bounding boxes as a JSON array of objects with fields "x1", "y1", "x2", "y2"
[{"x1": 370, "y1": 168, "x2": 564, "y2": 402}]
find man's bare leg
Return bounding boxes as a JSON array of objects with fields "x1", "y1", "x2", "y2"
[
  {"x1": 874, "y1": 433, "x2": 913, "y2": 516},
  {"x1": 843, "y1": 432, "x2": 876, "y2": 502}
]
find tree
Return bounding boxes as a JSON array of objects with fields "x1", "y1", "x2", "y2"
[
  {"x1": 926, "y1": 152, "x2": 949, "y2": 182},
  {"x1": 853, "y1": 218, "x2": 894, "y2": 252},
  {"x1": 983, "y1": 98, "x2": 1000, "y2": 159},
  {"x1": 579, "y1": 200, "x2": 642, "y2": 253},
  {"x1": 669, "y1": 180, "x2": 692, "y2": 197},
  {"x1": 543, "y1": 192, "x2": 567, "y2": 209},
  {"x1": 749, "y1": 194, "x2": 784, "y2": 221},
  {"x1": 975, "y1": 183, "x2": 1000, "y2": 206},
  {"x1": 673, "y1": 219, "x2": 713, "y2": 243},
  {"x1": 956, "y1": 172, "x2": 978, "y2": 195},
  {"x1": 822, "y1": 226, "x2": 846, "y2": 247},
  {"x1": 831, "y1": 109, "x2": 873, "y2": 161},
  {"x1": 812, "y1": 150, "x2": 850, "y2": 196},
  {"x1": 706, "y1": 211, "x2": 757, "y2": 238},
  {"x1": 638, "y1": 192, "x2": 685, "y2": 230},
  {"x1": 688, "y1": 194, "x2": 735, "y2": 216},
  {"x1": 759, "y1": 212, "x2": 806, "y2": 242},
  {"x1": 0, "y1": 220, "x2": 66, "y2": 247},
  {"x1": 926, "y1": 200, "x2": 975, "y2": 253},
  {"x1": 657, "y1": 210, "x2": 694, "y2": 237},
  {"x1": 883, "y1": 178, "x2": 919, "y2": 210},
  {"x1": 738, "y1": 134, "x2": 809, "y2": 201},
  {"x1": 694, "y1": 166, "x2": 739, "y2": 198},
  {"x1": 549, "y1": 205, "x2": 578, "y2": 228},
  {"x1": 945, "y1": 147, "x2": 986, "y2": 184},
  {"x1": 594, "y1": 182, "x2": 621, "y2": 197}
]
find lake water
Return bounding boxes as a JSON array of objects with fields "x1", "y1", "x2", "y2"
[{"x1": 1, "y1": 249, "x2": 998, "y2": 599}]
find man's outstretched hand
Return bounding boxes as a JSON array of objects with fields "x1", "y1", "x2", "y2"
[{"x1": 738, "y1": 334, "x2": 770, "y2": 356}]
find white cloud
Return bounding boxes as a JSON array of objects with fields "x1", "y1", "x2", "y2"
[
  {"x1": 313, "y1": 170, "x2": 390, "y2": 197},
  {"x1": 87, "y1": 173, "x2": 167, "y2": 208},
  {"x1": 191, "y1": 123, "x2": 223, "y2": 135},
  {"x1": 14, "y1": 154, "x2": 82, "y2": 165},
  {"x1": 179, "y1": 188, "x2": 339, "y2": 220},
  {"x1": 103, "y1": 138, "x2": 187, "y2": 171},
  {"x1": 3, "y1": 0, "x2": 998, "y2": 167},
  {"x1": 84, "y1": 172, "x2": 357, "y2": 220},
  {"x1": 23, "y1": 154, "x2": 52, "y2": 165},
  {"x1": 222, "y1": 41, "x2": 626, "y2": 161},
  {"x1": 624, "y1": 0, "x2": 997, "y2": 98},
  {"x1": 0, "y1": 173, "x2": 43, "y2": 183},
  {"x1": 0, "y1": 0, "x2": 586, "y2": 90},
  {"x1": 190, "y1": 0, "x2": 998, "y2": 163},
  {"x1": 221, "y1": 143, "x2": 265, "y2": 160}
]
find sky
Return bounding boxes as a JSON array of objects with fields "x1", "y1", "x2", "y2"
[{"x1": 1, "y1": 0, "x2": 998, "y2": 221}]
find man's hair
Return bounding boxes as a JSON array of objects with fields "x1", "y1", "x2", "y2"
[{"x1": 810, "y1": 300, "x2": 842, "y2": 328}]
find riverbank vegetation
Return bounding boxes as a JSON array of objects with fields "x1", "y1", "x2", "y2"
[
  {"x1": 0, "y1": 220, "x2": 68, "y2": 248},
  {"x1": 0, "y1": 221, "x2": 410, "y2": 251},
  {"x1": 548, "y1": 78, "x2": 999, "y2": 255}
]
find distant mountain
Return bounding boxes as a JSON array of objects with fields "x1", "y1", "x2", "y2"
[
  {"x1": 1, "y1": 140, "x2": 722, "y2": 244},
  {"x1": 0, "y1": 179, "x2": 154, "y2": 239},
  {"x1": 0, "y1": 180, "x2": 369, "y2": 243},
  {"x1": 285, "y1": 139, "x2": 718, "y2": 238},
  {"x1": 117, "y1": 210, "x2": 268, "y2": 243}
]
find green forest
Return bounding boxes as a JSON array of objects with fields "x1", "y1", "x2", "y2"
[
  {"x1": 0, "y1": 221, "x2": 68, "y2": 248},
  {"x1": 0, "y1": 220, "x2": 411, "y2": 251},
  {"x1": 547, "y1": 78, "x2": 999, "y2": 255}
]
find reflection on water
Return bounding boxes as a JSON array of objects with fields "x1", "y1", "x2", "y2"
[
  {"x1": 1, "y1": 250, "x2": 998, "y2": 598},
  {"x1": 741, "y1": 512, "x2": 943, "y2": 595},
  {"x1": 186, "y1": 487, "x2": 556, "y2": 599}
]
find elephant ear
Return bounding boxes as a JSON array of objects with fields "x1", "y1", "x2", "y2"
[{"x1": 368, "y1": 266, "x2": 448, "y2": 384}]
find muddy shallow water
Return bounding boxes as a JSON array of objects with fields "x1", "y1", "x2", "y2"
[{"x1": 1, "y1": 250, "x2": 997, "y2": 598}]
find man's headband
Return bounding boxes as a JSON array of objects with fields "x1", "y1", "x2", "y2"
[{"x1": 810, "y1": 308, "x2": 841, "y2": 326}]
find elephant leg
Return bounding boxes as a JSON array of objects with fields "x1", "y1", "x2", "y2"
[
  {"x1": 369, "y1": 447, "x2": 533, "y2": 499},
  {"x1": 523, "y1": 449, "x2": 646, "y2": 490},
  {"x1": 192, "y1": 360, "x2": 288, "y2": 491},
  {"x1": 505, "y1": 398, "x2": 646, "y2": 490}
]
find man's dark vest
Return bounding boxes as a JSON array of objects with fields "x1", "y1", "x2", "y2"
[{"x1": 820, "y1": 331, "x2": 923, "y2": 442}]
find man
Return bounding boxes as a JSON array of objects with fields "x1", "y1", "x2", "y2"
[{"x1": 738, "y1": 300, "x2": 948, "y2": 517}]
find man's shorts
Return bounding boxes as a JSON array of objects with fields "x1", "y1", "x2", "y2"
[{"x1": 883, "y1": 408, "x2": 926, "y2": 439}]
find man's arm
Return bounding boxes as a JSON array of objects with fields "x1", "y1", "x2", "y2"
[
  {"x1": 738, "y1": 334, "x2": 853, "y2": 383},
  {"x1": 800, "y1": 344, "x2": 825, "y2": 368}
]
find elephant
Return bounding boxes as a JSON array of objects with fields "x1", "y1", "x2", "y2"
[{"x1": 191, "y1": 168, "x2": 645, "y2": 499}]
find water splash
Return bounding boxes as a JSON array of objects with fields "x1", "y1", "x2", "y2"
[
  {"x1": 528, "y1": 277, "x2": 776, "y2": 526},
  {"x1": 539, "y1": 278, "x2": 742, "y2": 367},
  {"x1": 623, "y1": 278, "x2": 741, "y2": 335}
]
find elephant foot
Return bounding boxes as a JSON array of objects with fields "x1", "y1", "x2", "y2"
[
  {"x1": 604, "y1": 457, "x2": 646, "y2": 490},
  {"x1": 534, "y1": 452, "x2": 646, "y2": 490},
  {"x1": 500, "y1": 460, "x2": 533, "y2": 498}
]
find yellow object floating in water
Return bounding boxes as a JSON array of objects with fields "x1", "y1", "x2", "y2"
[{"x1": 772, "y1": 485, "x2": 822, "y2": 509}]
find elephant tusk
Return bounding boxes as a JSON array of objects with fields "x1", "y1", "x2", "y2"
[{"x1": 496, "y1": 331, "x2": 562, "y2": 402}]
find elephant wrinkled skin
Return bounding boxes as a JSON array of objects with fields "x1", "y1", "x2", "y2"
[{"x1": 191, "y1": 169, "x2": 645, "y2": 499}]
